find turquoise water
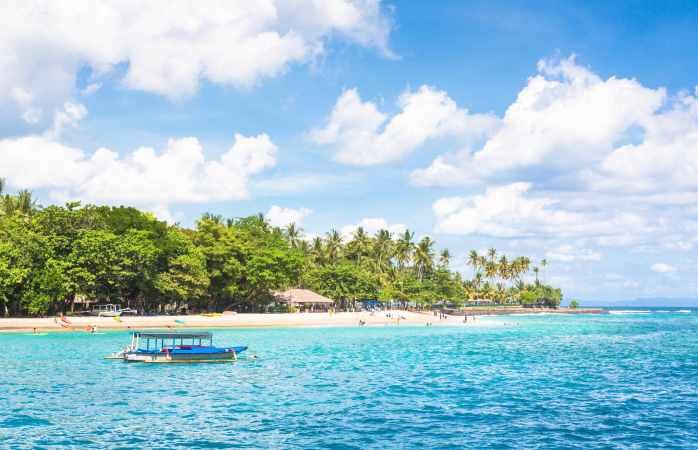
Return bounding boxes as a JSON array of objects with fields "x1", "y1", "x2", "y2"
[{"x1": 2, "y1": 310, "x2": 698, "y2": 449}]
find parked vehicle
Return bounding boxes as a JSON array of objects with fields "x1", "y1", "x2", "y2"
[{"x1": 80, "y1": 304, "x2": 138, "y2": 317}]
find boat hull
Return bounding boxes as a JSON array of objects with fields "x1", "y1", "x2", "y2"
[
  {"x1": 125, "y1": 353, "x2": 236, "y2": 363},
  {"x1": 123, "y1": 346, "x2": 248, "y2": 363}
]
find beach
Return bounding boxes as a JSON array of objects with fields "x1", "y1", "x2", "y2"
[{"x1": 0, "y1": 308, "x2": 604, "y2": 332}]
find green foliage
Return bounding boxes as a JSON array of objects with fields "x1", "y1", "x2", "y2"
[
  {"x1": 569, "y1": 299, "x2": 580, "y2": 309},
  {"x1": 0, "y1": 185, "x2": 563, "y2": 316}
]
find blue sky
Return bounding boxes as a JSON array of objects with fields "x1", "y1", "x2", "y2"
[{"x1": 3, "y1": 1, "x2": 698, "y2": 302}]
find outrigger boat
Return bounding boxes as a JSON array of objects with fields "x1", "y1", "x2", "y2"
[{"x1": 107, "y1": 332, "x2": 247, "y2": 363}]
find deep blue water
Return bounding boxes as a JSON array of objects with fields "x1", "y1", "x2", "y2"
[{"x1": 2, "y1": 310, "x2": 698, "y2": 449}]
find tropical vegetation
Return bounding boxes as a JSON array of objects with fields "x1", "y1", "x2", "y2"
[{"x1": 0, "y1": 181, "x2": 562, "y2": 316}]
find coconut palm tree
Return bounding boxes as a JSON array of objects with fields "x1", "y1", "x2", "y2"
[
  {"x1": 468, "y1": 250, "x2": 480, "y2": 275},
  {"x1": 311, "y1": 237, "x2": 325, "y2": 265},
  {"x1": 498, "y1": 255, "x2": 509, "y2": 288},
  {"x1": 439, "y1": 249, "x2": 451, "y2": 268},
  {"x1": 484, "y1": 260, "x2": 498, "y2": 287},
  {"x1": 16, "y1": 190, "x2": 36, "y2": 215},
  {"x1": 201, "y1": 213, "x2": 223, "y2": 224},
  {"x1": 296, "y1": 239, "x2": 310, "y2": 256},
  {"x1": 414, "y1": 236, "x2": 435, "y2": 281},
  {"x1": 395, "y1": 230, "x2": 415, "y2": 270},
  {"x1": 487, "y1": 247, "x2": 497, "y2": 263},
  {"x1": 473, "y1": 272, "x2": 483, "y2": 290},
  {"x1": 540, "y1": 258, "x2": 548, "y2": 284},
  {"x1": 325, "y1": 229, "x2": 343, "y2": 263},
  {"x1": 285, "y1": 223, "x2": 302, "y2": 248},
  {"x1": 347, "y1": 227, "x2": 370, "y2": 264},
  {"x1": 373, "y1": 229, "x2": 393, "y2": 272},
  {"x1": 533, "y1": 266, "x2": 540, "y2": 285}
]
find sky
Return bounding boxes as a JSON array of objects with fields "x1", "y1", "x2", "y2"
[{"x1": 2, "y1": 0, "x2": 698, "y2": 302}]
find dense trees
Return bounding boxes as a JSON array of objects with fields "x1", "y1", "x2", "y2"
[{"x1": 0, "y1": 183, "x2": 562, "y2": 316}]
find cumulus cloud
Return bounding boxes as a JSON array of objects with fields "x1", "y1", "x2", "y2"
[
  {"x1": 414, "y1": 55, "x2": 698, "y2": 260},
  {"x1": 433, "y1": 182, "x2": 649, "y2": 239},
  {"x1": 545, "y1": 244, "x2": 601, "y2": 262},
  {"x1": 0, "y1": 0, "x2": 393, "y2": 124},
  {"x1": 309, "y1": 86, "x2": 498, "y2": 165},
  {"x1": 411, "y1": 56, "x2": 673, "y2": 188},
  {"x1": 650, "y1": 263, "x2": 676, "y2": 273},
  {"x1": 0, "y1": 113, "x2": 278, "y2": 212},
  {"x1": 266, "y1": 205, "x2": 312, "y2": 228},
  {"x1": 340, "y1": 217, "x2": 407, "y2": 239}
]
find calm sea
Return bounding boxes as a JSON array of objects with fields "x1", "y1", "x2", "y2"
[{"x1": 2, "y1": 309, "x2": 698, "y2": 449}]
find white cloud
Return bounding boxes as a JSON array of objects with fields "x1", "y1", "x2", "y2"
[
  {"x1": 10, "y1": 87, "x2": 42, "y2": 124},
  {"x1": 45, "y1": 102, "x2": 88, "y2": 139},
  {"x1": 266, "y1": 205, "x2": 312, "y2": 228},
  {"x1": 545, "y1": 244, "x2": 602, "y2": 262},
  {"x1": 309, "y1": 86, "x2": 498, "y2": 165},
  {"x1": 0, "y1": 0, "x2": 392, "y2": 123},
  {"x1": 0, "y1": 121, "x2": 277, "y2": 210},
  {"x1": 433, "y1": 182, "x2": 649, "y2": 239},
  {"x1": 650, "y1": 263, "x2": 676, "y2": 273},
  {"x1": 413, "y1": 56, "x2": 667, "y2": 187},
  {"x1": 340, "y1": 217, "x2": 407, "y2": 239},
  {"x1": 80, "y1": 82, "x2": 102, "y2": 96},
  {"x1": 411, "y1": 55, "x2": 698, "y2": 257}
]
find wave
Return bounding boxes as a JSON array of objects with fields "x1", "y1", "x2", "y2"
[
  {"x1": 608, "y1": 310, "x2": 651, "y2": 315},
  {"x1": 677, "y1": 310, "x2": 692, "y2": 313}
]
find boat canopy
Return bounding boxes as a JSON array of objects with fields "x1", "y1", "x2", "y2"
[
  {"x1": 130, "y1": 332, "x2": 214, "y2": 351},
  {"x1": 132, "y1": 332, "x2": 212, "y2": 339}
]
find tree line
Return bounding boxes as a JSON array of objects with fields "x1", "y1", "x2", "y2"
[{"x1": 0, "y1": 181, "x2": 561, "y2": 316}]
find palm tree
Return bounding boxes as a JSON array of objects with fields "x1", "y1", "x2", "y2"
[
  {"x1": 468, "y1": 250, "x2": 480, "y2": 274},
  {"x1": 347, "y1": 227, "x2": 370, "y2": 264},
  {"x1": 533, "y1": 266, "x2": 540, "y2": 285},
  {"x1": 439, "y1": 249, "x2": 451, "y2": 268},
  {"x1": 540, "y1": 258, "x2": 548, "y2": 284},
  {"x1": 485, "y1": 260, "x2": 498, "y2": 287},
  {"x1": 201, "y1": 213, "x2": 223, "y2": 224},
  {"x1": 498, "y1": 255, "x2": 509, "y2": 287},
  {"x1": 473, "y1": 272, "x2": 483, "y2": 289},
  {"x1": 488, "y1": 247, "x2": 497, "y2": 263},
  {"x1": 373, "y1": 229, "x2": 393, "y2": 272},
  {"x1": 395, "y1": 230, "x2": 414, "y2": 270},
  {"x1": 414, "y1": 237, "x2": 435, "y2": 281},
  {"x1": 325, "y1": 229, "x2": 343, "y2": 263},
  {"x1": 15, "y1": 190, "x2": 37, "y2": 215},
  {"x1": 296, "y1": 239, "x2": 310, "y2": 256},
  {"x1": 285, "y1": 223, "x2": 302, "y2": 248},
  {"x1": 311, "y1": 237, "x2": 325, "y2": 265}
]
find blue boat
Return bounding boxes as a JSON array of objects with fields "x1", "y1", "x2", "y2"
[{"x1": 108, "y1": 331, "x2": 247, "y2": 363}]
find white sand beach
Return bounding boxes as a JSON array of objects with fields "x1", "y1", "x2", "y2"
[
  {"x1": 0, "y1": 310, "x2": 473, "y2": 332},
  {"x1": 0, "y1": 308, "x2": 604, "y2": 333}
]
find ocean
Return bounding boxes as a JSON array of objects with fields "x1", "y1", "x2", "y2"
[{"x1": 2, "y1": 309, "x2": 698, "y2": 449}]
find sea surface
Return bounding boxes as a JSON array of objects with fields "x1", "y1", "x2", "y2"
[{"x1": 2, "y1": 309, "x2": 698, "y2": 449}]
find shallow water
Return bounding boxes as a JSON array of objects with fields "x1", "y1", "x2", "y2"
[{"x1": 2, "y1": 310, "x2": 698, "y2": 449}]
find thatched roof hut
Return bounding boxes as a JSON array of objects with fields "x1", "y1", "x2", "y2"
[{"x1": 274, "y1": 289, "x2": 334, "y2": 311}]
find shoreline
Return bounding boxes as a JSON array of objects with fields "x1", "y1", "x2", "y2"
[{"x1": 0, "y1": 308, "x2": 605, "y2": 333}]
